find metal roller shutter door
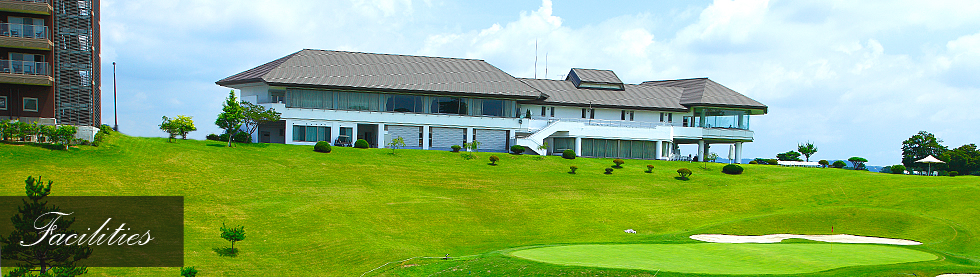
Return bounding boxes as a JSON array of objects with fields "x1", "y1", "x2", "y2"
[
  {"x1": 475, "y1": 129, "x2": 507, "y2": 152},
  {"x1": 387, "y1": 125, "x2": 421, "y2": 148},
  {"x1": 431, "y1": 127, "x2": 464, "y2": 149}
]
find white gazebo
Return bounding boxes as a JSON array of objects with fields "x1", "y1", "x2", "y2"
[{"x1": 915, "y1": 155, "x2": 945, "y2": 176}]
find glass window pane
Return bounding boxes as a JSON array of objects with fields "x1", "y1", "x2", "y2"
[
  {"x1": 620, "y1": 140, "x2": 631, "y2": 158},
  {"x1": 605, "y1": 140, "x2": 617, "y2": 158},
  {"x1": 293, "y1": 125, "x2": 304, "y2": 141},
  {"x1": 306, "y1": 126, "x2": 317, "y2": 142},
  {"x1": 482, "y1": 99, "x2": 504, "y2": 117},
  {"x1": 582, "y1": 139, "x2": 594, "y2": 157}
]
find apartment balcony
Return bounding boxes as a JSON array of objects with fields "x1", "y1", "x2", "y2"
[
  {"x1": 0, "y1": 0, "x2": 52, "y2": 15},
  {"x1": 0, "y1": 59, "x2": 52, "y2": 86},
  {"x1": 0, "y1": 23, "x2": 51, "y2": 50}
]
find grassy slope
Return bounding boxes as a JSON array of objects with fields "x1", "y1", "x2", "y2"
[{"x1": 0, "y1": 134, "x2": 978, "y2": 276}]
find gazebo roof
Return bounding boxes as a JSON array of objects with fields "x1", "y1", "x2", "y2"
[{"x1": 915, "y1": 155, "x2": 945, "y2": 163}]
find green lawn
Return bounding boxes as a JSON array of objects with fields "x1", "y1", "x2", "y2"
[
  {"x1": 509, "y1": 243, "x2": 938, "y2": 274},
  {"x1": 1, "y1": 133, "x2": 979, "y2": 276}
]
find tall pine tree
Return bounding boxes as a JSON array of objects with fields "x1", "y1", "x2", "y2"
[{"x1": 0, "y1": 176, "x2": 92, "y2": 277}]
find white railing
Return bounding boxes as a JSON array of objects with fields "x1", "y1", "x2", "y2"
[{"x1": 0, "y1": 23, "x2": 48, "y2": 40}]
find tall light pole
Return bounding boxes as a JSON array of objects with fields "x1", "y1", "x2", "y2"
[{"x1": 113, "y1": 61, "x2": 118, "y2": 131}]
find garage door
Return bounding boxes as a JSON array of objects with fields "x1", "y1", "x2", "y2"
[
  {"x1": 387, "y1": 125, "x2": 421, "y2": 148},
  {"x1": 475, "y1": 129, "x2": 507, "y2": 152},
  {"x1": 431, "y1": 127, "x2": 465, "y2": 149}
]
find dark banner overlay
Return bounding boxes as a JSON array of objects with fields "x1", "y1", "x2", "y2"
[{"x1": 0, "y1": 196, "x2": 183, "y2": 267}]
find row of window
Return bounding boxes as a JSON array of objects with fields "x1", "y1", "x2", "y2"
[
  {"x1": 293, "y1": 125, "x2": 355, "y2": 143},
  {"x1": 285, "y1": 89, "x2": 516, "y2": 117},
  {"x1": 0, "y1": 96, "x2": 38, "y2": 112},
  {"x1": 552, "y1": 137, "x2": 661, "y2": 159}
]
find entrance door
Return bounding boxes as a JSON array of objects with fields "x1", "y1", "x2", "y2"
[{"x1": 260, "y1": 131, "x2": 271, "y2": 143}]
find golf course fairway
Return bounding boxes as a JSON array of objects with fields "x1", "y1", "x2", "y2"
[{"x1": 510, "y1": 243, "x2": 938, "y2": 275}]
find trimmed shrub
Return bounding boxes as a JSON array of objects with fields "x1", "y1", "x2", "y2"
[
  {"x1": 604, "y1": 168, "x2": 614, "y2": 175},
  {"x1": 722, "y1": 164, "x2": 744, "y2": 175},
  {"x1": 489, "y1": 155, "x2": 499, "y2": 165},
  {"x1": 216, "y1": 132, "x2": 251, "y2": 143},
  {"x1": 891, "y1": 164, "x2": 906, "y2": 174},
  {"x1": 748, "y1": 160, "x2": 758, "y2": 165},
  {"x1": 451, "y1": 145, "x2": 462, "y2": 152},
  {"x1": 645, "y1": 164, "x2": 654, "y2": 173},
  {"x1": 562, "y1": 149, "x2": 576, "y2": 159},
  {"x1": 510, "y1": 145, "x2": 525, "y2": 154},
  {"x1": 314, "y1": 141, "x2": 332, "y2": 153},
  {"x1": 612, "y1": 159, "x2": 625, "y2": 168},
  {"x1": 354, "y1": 139, "x2": 370, "y2": 149},
  {"x1": 832, "y1": 160, "x2": 847, "y2": 168},
  {"x1": 569, "y1": 166, "x2": 578, "y2": 174},
  {"x1": 677, "y1": 168, "x2": 692, "y2": 178},
  {"x1": 765, "y1": 159, "x2": 779, "y2": 165},
  {"x1": 206, "y1": 134, "x2": 221, "y2": 141},
  {"x1": 949, "y1": 171, "x2": 959, "y2": 177},
  {"x1": 818, "y1": 160, "x2": 830, "y2": 168},
  {"x1": 880, "y1": 166, "x2": 893, "y2": 174}
]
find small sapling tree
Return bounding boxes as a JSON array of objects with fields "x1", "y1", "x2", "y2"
[
  {"x1": 387, "y1": 136, "x2": 406, "y2": 154},
  {"x1": 489, "y1": 155, "x2": 499, "y2": 165},
  {"x1": 220, "y1": 223, "x2": 246, "y2": 253}
]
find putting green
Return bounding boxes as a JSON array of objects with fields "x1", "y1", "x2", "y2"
[{"x1": 510, "y1": 243, "x2": 937, "y2": 274}]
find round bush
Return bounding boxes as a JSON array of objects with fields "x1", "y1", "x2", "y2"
[
  {"x1": 890, "y1": 164, "x2": 906, "y2": 174},
  {"x1": 353, "y1": 139, "x2": 370, "y2": 149},
  {"x1": 451, "y1": 145, "x2": 462, "y2": 152},
  {"x1": 562, "y1": 149, "x2": 576, "y2": 159},
  {"x1": 613, "y1": 159, "x2": 625, "y2": 168},
  {"x1": 748, "y1": 160, "x2": 758, "y2": 165},
  {"x1": 489, "y1": 155, "x2": 500, "y2": 165},
  {"x1": 604, "y1": 168, "x2": 614, "y2": 174},
  {"x1": 314, "y1": 141, "x2": 332, "y2": 153},
  {"x1": 677, "y1": 168, "x2": 692, "y2": 178},
  {"x1": 722, "y1": 164, "x2": 744, "y2": 175},
  {"x1": 510, "y1": 145, "x2": 525, "y2": 154},
  {"x1": 832, "y1": 160, "x2": 847, "y2": 168}
]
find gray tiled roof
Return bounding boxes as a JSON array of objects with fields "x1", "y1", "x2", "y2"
[
  {"x1": 217, "y1": 49, "x2": 539, "y2": 99},
  {"x1": 641, "y1": 78, "x2": 767, "y2": 111},
  {"x1": 519, "y1": 78, "x2": 688, "y2": 111},
  {"x1": 568, "y1": 68, "x2": 623, "y2": 84}
]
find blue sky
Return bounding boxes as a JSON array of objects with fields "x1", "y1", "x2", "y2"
[{"x1": 100, "y1": 0, "x2": 980, "y2": 165}]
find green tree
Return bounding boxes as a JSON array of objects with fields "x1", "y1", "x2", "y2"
[
  {"x1": 387, "y1": 136, "x2": 406, "y2": 154},
  {"x1": 776, "y1": 151, "x2": 802, "y2": 161},
  {"x1": 0, "y1": 176, "x2": 92, "y2": 276},
  {"x1": 220, "y1": 223, "x2": 246, "y2": 252},
  {"x1": 848, "y1": 157, "x2": 868, "y2": 170},
  {"x1": 215, "y1": 91, "x2": 246, "y2": 147},
  {"x1": 797, "y1": 142, "x2": 817, "y2": 162},
  {"x1": 902, "y1": 131, "x2": 947, "y2": 170},
  {"x1": 464, "y1": 140, "x2": 481, "y2": 152},
  {"x1": 161, "y1": 115, "x2": 197, "y2": 142},
  {"x1": 240, "y1": 101, "x2": 281, "y2": 141},
  {"x1": 938, "y1": 144, "x2": 980, "y2": 175},
  {"x1": 52, "y1": 125, "x2": 77, "y2": 150}
]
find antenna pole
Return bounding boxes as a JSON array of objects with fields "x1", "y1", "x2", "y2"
[
  {"x1": 113, "y1": 61, "x2": 118, "y2": 131},
  {"x1": 545, "y1": 53, "x2": 548, "y2": 79},
  {"x1": 534, "y1": 40, "x2": 538, "y2": 79}
]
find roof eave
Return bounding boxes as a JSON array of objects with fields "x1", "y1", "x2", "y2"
[{"x1": 265, "y1": 82, "x2": 540, "y2": 100}]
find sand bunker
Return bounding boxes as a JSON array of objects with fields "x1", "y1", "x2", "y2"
[{"x1": 690, "y1": 234, "x2": 921, "y2": 245}]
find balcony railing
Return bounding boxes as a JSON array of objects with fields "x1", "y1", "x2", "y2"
[
  {"x1": 0, "y1": 60, "x2": 50, "y2": 76},
  {"x1": 0, "y1": 23, "x2": 47, "y2": 40}
]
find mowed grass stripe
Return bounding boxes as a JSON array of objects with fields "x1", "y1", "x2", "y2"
[{"x1": 510, "y1": 243, "x2": 938, "y2": 274}]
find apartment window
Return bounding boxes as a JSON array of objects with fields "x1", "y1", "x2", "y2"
[
  {"x1": 668, "y1": 113, "x2": 673, "y2": 123},
  {"x1": 0, "y1": 96, "x2": 6, "y2": 110},
  {"x1": 430, "y1": 97, "x2": 467, "y2": 115},
  {"x1": 550, "y1": 107, "x2": 554, "y2": 117},
  {"x1": 292, "y1": 125, "x2": 329, "y2": 142},
  {"x1": 23, "y1": 97, "x2": 38, "y2": 112},
  {"x1": 582, "y1": 108, "x2": 587, "y2": 118},
  {"x1": 590, "y1": 109, "x2": 595, "y2": 119},
  {"x1": 541, "y1": 106, "x2": 547, "y2": 117},
  {"x1": 621, "y1": 110, "x2": 634, "y2": 121},
  {"x1": 660, "y1": 112, "x2": 664, "y2": 122},
  {"x1": 386, "y1": 94, "x2": 424, "y2": 113}
]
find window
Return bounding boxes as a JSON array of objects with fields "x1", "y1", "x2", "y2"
[
  {"x1": 430, "y1": 97, "x2": 467, "y2": 115},
  {"x1": 668, "y1": 113, "x2": 673, "y2": 123},
  {"x1": 582, "y1": 108, "x2": 587, "y2": 118},
  {"x1": 0, "y1": 96, "x2": 6, "y2": 110},
  {"x1": 386, "y1": 94, "x2": 424, "y2": 113},
  {"x1": 621, "y1": 110, "x2": 633, "y2": 121},
  {"x1": 541, "y1": 106, "x2": 546, "y2": 117},
  {"x1": 660, "y1": 112, "x2": 665, "y2": 122},
  {"x1": 480, "y1": 99, "x2": 504, "y2": 117},
  {"x1": 590, "y1": 109, "x2": 595, "y2": 119},
  {"x1": 292, "y1": 125, "x2": 329, "y2": 142},
  {"x1": 23, "y1": 97, "x2": 38, "y2": 112},
  {"x1": 550, "y1": 107, "x2": 554, "y2": 117}
]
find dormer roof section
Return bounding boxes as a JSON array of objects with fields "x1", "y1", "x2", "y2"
[
  {"x1": 566, "y1": 68, "x2": 625, "y2": 90},
  {"x1": 641, "y1": 78, "x2": 768, "y2": 114}
]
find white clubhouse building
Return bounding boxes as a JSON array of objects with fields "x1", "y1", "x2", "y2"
[{"x1": 217, "y1": 49, "x2": 766, "y2": 162}]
